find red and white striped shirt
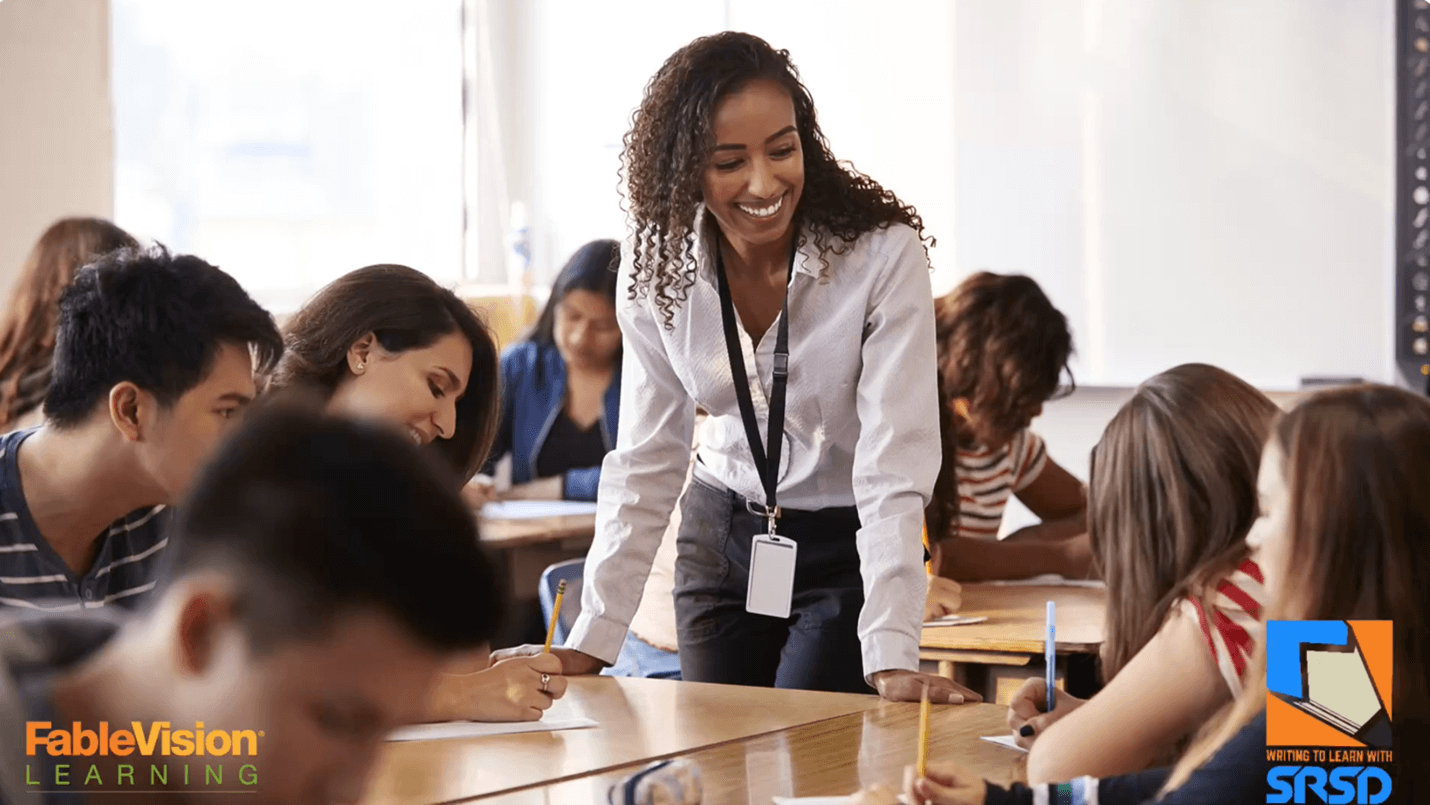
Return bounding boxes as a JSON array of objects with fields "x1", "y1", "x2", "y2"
[
  {"x1": 951, "y1": 429, "x2": 1049, "y2": 540},
  {"x1": 1179, "y1": 558, "x2": 1267, "y2": 694}
]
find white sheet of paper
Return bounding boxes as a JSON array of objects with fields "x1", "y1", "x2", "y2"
[
  {"x1": 922, "y1": 615, "x2": 990, "y2": 627},
  {"x1": 979, "y1": 734, "x2": 1029, "y2": 753},
  {"x1": 984, "y1": 574, "x2": 1105, "y2": 589},
  {"x1": 387, "y1": 716, "x2": 598, "y2": 742},
  {"x1": 480, "y1": 500, "x2": 599, "y2": 520}
]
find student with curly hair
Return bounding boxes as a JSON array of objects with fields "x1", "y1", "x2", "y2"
[
  {"x1": 499, "y1": 31, "x2": 974, "y2": 702},
  {"x1": 925, "y1": 272, "x2": 1090, "y2": 583}
]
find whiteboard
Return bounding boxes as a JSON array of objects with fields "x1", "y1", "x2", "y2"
[{"x1": 949, "y1": 0, "x2": 1396, "y2": 390}]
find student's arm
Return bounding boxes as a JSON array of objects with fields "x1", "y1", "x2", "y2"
[
  {"x1": 1024, "y1": 605, "x2": 1231, "y2": 785},
  {"x1": 561, "y1": 466, "x2": 601, "y2": 501},
  {"x1": 1005, "y1": 455, "x2": 1087, "y2": 543},
  {"x1": 478, "y1": 348, "x2": 521, "y2": 477}
]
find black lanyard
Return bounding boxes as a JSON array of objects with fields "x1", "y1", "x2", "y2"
[{"x1": 715, "y1": 239, "x2": 796, "y2": 533}]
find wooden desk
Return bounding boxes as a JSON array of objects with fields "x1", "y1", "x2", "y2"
[
  {"x1": 921, "y1": 584, "x2": 1107, "y2": 702},
  {"x1": 478, "y1": 512, "x2": 596, "y2": 551},
  {"x1": 363, "y1": 677, "x2": 885, "y2": 805},
  {"x1": 481, "y1": 702, "x2": 1022, "y2": 804}
]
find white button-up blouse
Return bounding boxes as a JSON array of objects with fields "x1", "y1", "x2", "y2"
[{"x1": 567, "y1": 213, "x2": 940, "y2": 679}]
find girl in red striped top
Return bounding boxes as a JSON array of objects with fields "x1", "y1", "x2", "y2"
[
  {"x1": 924, "y1": 272, "x2": 1091, "y2": 585},
  {"x1": 1007, "y1": 364, "x2": 1277, "y2": 785}
]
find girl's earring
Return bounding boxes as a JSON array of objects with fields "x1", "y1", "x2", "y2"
[{"x1": 952, "y1": 398, "x2": 971, "y2": 420}]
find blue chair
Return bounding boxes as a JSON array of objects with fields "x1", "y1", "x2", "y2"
[
  {"x1": 540, "y1": 557, "x2": 683, "y2": 679},
  {"x1": 538, "y1": 558, "x2": 585, "y2": 646}
]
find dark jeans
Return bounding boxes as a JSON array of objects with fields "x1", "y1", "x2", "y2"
[{"x1": 672, "y1": 475, "x2": 868, "y2": 693}]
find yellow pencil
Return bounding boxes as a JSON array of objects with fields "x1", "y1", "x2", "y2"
[
  {"x1": 544, "y1": 580, "x2": 566, "y2": 653},
  {"x1": 917, "y1": 682, "x2": 931, "y2": 779}
]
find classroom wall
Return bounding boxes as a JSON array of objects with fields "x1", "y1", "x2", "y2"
[{"x1": 0, "y1": 0, "x2": 115, "y2": 300}]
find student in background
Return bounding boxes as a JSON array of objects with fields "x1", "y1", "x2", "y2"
[
  {"x1": 266, "y1": 265, "x2": 563, "y2": 723},
  {"x1": 1010, "y1": 364, "x2": 1278, "y2": 784},
  {"x1": 0, "y1": 246, "x2": 281, "y2": 612},
  {"x1": 857, "y1": 383, "x2": 1429, "y2": 805},
  {"x1": 0, "y1": 405, "x2": 507, "y2": 805},
  {"x1": 467, "y1": 239, "x2": 622, "y2": 504},
  {"x1": 0, "y1": 218, "x2": 138, "y2": 432},
  {"x1": 925, "y1": 272, "x2": 1089, "y2": 582}
]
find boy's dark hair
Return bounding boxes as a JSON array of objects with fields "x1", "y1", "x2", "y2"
[
  {"x1": 44, "y1": 245, "x2": 283, "y2": 427},
  {"x1": 168, "y1": 400, "x2": 505, "y2": 653}
]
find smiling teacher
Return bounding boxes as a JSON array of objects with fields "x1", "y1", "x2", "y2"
[{"x1": 504, "y1": 32, "x2": 975, "y2": 702}]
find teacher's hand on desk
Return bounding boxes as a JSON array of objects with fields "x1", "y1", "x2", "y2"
[
  {"x1": 489, "y1": 644, "x2": 607, "y2": 676},
  {"x1": 872, "y1": 670, "x2": 982, "y2": 704},
  {"x1": 427, "y1": 653, "x2": 569, "y2": 722}
]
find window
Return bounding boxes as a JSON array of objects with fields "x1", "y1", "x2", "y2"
[{"x1": 111, "y1": 0, "x2": 466, "y2": 312}]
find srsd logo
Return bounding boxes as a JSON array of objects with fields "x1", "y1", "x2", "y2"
[
  {"x1": 1267, "y1": 766, "x2": 1393, "y2": 805},
  {"x1": 1264, "y1": 620, "x2": 1394, "y2": 805}
]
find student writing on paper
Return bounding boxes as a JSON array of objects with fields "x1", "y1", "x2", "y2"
[
  {"x1": 857, "y1": 383, "x2": 1430, "y2": 805},
  {"x1": 466, "y1": 240, "x2": 622, "y2": 506},
  {"x1": 924, "y1": 273, "x2": 1090, "y2": 583},
  {"x1": 266, "y1": 267, "x2": 568, "y2": 722},
  {"x1": 0, "y1": 405, "x2": 507, "y2": 805},
  {"x1": 1009, "y1": 365, "x2": 1277, "y2": 784},
  {"x1": 0, "y1": 217, "x2": 138, "y2": 433},
  {"x1": 500, "y1": 32, "x2": 976, "y2": 703},
  {"x1": 0, "y1": 246, "x2": 281, "y2": 612}
]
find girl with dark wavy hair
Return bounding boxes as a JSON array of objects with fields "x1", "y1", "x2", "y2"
[
  {"x1": 925, "y1": 272, "x2": 1089, "y2": 584},
  {"x1": 502, "y1": 31, "x2": 972, "y2": 702}
]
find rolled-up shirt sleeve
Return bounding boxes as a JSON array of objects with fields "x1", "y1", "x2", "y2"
[
  {"x1": 565, "y1": 244, "x2": 696, "y2": 663},
  {"x1": 850, "y1": 227, "x2": 940, "y2": 679}
]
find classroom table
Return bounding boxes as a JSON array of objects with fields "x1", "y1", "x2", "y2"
[
  {"x1": 478, "y1": 511, "x2": 597, "y2": 551},
  {"x1": 363, "y1": 677, "x2": 889, "y2": 805},
  {"x1": 921, "y1": 583, "x2": 1107, "y2": 703},
  {"x1": 478, "y1": 700, "x2": 1020, "y2": 804}
]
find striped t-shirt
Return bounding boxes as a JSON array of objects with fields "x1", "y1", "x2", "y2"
[
  {"x1": 1179, "y1": 558, "x2": 1267, "y2": 694},
  {"x1": 951, "y1": 429, "x2": 1049, "y2": 540},
  {"x1": 0, "y1": 429, "x2": 169, "y2": 611}
]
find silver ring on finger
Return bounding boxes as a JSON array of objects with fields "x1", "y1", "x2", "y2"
[{"x1": 540, "y1": 672, "x2": 551, "y2": 693}]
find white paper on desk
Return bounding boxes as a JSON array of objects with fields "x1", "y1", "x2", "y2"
[
  {"x1": 480, "y1": 500, "x2": 599, "y2": 520},
  {"x1": 979, "y1": 734, "x2": 1029, "y2": 753},
  {"x1": 985, "y1": 573, "x2": 1105, "y2": 589},
  {"x1": 386, "y1": 716, "x2": 597, "y2": 742},
  {"x1": 922, "y1": 615, "x2": 989, "y2": 627}
]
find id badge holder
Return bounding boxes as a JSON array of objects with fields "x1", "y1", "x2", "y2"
[{"x1": 746, "y1": 531, "x2": 797, "y2": 619}]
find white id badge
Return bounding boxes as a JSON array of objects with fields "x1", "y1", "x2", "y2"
[{"x1": 746, "y1": 533, "x2": 797, "y2": 618}]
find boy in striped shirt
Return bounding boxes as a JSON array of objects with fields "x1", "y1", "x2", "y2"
[{"x1": 0, "y1": 245, "x2": 281, "y2": 612}]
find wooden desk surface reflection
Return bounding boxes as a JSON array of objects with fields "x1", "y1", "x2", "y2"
[
  {"x1": 482, "y1": 702, "x2": 1021, "y2": 805},
  {"x1": 478, "y1": 512, "x2": 596, "y2": 550},
  {"x1": 921, "y1": 584, "x2": 1107, "y2": 656},
  {"x1": 363, "y1": 677, "x2": 884, "y2": 805}
]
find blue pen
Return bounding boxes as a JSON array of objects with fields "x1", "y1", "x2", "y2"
[{"x1": 1045, "y1": 601, "x2": 1056, "y2": 713}]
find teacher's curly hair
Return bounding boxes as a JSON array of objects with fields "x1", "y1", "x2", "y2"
[{"x1": 620, "y1": 30, "x2": 933, "y2": 328}]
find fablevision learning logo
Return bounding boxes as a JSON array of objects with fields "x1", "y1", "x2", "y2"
[
  {"x1": 25, "y1": 721, "x2": 261, "y2": 793},
  {"x1": 1265, "y1": 620, "x2": 1393, "y2": 804}
]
